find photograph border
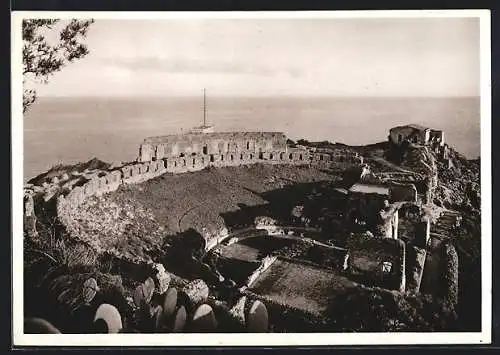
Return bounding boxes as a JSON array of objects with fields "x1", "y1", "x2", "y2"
[{"x1": 11, "y1": 9, "x2": 492, "y2": 347}]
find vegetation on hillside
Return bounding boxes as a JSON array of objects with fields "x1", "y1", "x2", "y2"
[{"x1": 325, "y1": 287, "x2": 458, "y2": 332}]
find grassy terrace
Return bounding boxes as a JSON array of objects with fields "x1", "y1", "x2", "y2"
[
  {"x1": 213, "y1": 229, "x2": 358, "y2": 316},
  {"x1": 116, "y1": 164, "x2": 339, "y2": 235},
  {"x1": 249, "y1": 259, "x2": 358, "y2": 315},
  {"x1": 71, "y1": 164, "x2": 341, "y2": 262}
]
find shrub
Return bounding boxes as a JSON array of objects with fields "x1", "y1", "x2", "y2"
[
  {"x1": 441, "y1": 243, "x2": 459, "y2": 307},
  {"x1": 325, "y1": 286, "x2": 457, "y2": 332}
]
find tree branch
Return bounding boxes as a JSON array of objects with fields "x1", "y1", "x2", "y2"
[{"x1": 23, "y1": 19, "x2": 94, "y2": 113}]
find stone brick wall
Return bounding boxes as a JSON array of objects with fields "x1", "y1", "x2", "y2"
[
  {"x1": 31, "y1": 132, "x2": 365, "y2": 254},
  {"x1": 139, "y1": 132, "x2": 288, "y2": 162},
  {"x1": 157, "y1": 146, "x2": 363, "y2": 174},
  {"x1": 389, "y1": 126, "x2": 428, "y2": 146},
  {"x1": 389, "y1": 183, "x2": 418, "y2": 203},
  {"x1": 138, "y1": 132, "x2": 363, "y2": 171},
  {"x1": 346, "y1": 233, "x2": 406, "y2": 292},
  {"x1": 55, "y1": 160, "x2": 167, "y2": 239}
]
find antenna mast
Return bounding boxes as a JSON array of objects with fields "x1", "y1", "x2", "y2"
[{"x1": 203, "y1": 88, "x2": 206, "y2": 127}]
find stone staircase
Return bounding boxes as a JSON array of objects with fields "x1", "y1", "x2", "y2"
[
  {"x1": 430, "y1": 209, "x2": 461, "y2": 241},
  {"x1": 420, "y1": 209, "x2": 461, "y2": 294}
]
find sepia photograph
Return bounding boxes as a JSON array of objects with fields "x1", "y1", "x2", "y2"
[{"x1": 12, "y1": 10, "x2": 491, "y2": 346}]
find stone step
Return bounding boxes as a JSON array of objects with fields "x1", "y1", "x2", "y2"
[
  {"x1": 439, "y1": 218, "x2": 456, "y2": 224},
  {"x1": 435, "y1": 229, "x2": 452, "y2": 234},
  {"x1": 441, "y1": 214, "x2": 460, "y2": 219},
  {"x1": 436, "y1": 221, "x2": 453, "y2": 227},
  {"x1": 441, "y1": 218, "x2": 459, "y2": 223},
  {"x1": 430, "y1": 232, "x2": 446, "y2": 239},
  {"x1": 435, "y1": 221, "x2": 452, "y2": 226}
]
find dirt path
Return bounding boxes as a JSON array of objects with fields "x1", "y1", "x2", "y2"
[
  {"x1": 177, "y1": 205, "x2": 201, "y2": 231},
  {"x1": 371, "y1": 156, "x2": 423, "y2": 177},
  {"x1": 177, "y1": 180, "x2": 262, "y2": 232}
]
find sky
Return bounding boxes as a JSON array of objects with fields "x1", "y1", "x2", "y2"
[{"x1": 32, "y1": 16, "x2": 480, "y2": 98}]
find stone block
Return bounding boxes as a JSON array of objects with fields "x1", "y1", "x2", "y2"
[
  {"x1": 82, "y1": 278, "x2": 99, "y2": 305},
  {"x1": 389, "y1": 183, "x2": 417, "y2": 203},
  {"x1": 84, "y1": 182, "x2": 94, "y2": 196},
  {"x1": 181, "y1": 279, "x2": 209, "y2": 310},
  {"x1": 121, "y1": 166, "x2": 132, "y2": 178},
  {"x1": 152, "y1": 263, "x2": 171, "y2": 294}
]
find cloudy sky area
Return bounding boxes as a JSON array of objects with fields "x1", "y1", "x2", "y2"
[{"x1": 35, "y1": 17, "x2": 480, "y2": 97}]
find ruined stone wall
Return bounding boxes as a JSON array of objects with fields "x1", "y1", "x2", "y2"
[
  {"x1": 138, "y1": 132, "x2": 363, "y2": 171},
  {"x1": 139, "y1": 132, "x2": 288, "y2": 162},
  {"x1": 56, "y1": 160, "x2": 167, "y2": 239},
  {"x1": 429, "y1": 129, "x2": 445, "y2": 147},
  {"x1": 53, "y1": 147, "x2": 362, "y2": 248},
  {"x1": 36, "y1": 132, "x2": 365, "y2": 251},
  {"x1": 397, "y1": 203, "x2": 431, "y2": 247},
  {"x1": 158, "y1": 147, "x2": 363, "y2": 174},
  {"x1": 389, "y1": 127, "x2": 428, "y2": 146},
  {"x1": 346, "y1": 233, "x2": 406, "y2": 292},
  {"x1": 389, "y1": 183, "x2": 418, "y2": 203}
]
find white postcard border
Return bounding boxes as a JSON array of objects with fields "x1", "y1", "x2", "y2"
[{"x1": 11, "y1": 9, "x2": 492, "y2": 346}]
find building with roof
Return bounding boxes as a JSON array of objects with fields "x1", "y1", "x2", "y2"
[{"x1": 389, "y1": 124, "x2": 444, "y2": 147}]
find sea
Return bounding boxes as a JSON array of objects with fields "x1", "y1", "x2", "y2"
[{"x1": 22, "y1": 96, "x2": 481, "y2": 182}]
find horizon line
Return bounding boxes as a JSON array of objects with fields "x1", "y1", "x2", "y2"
[{"x1": 36, "y1": 94, "x2": 481, "y2": 99}]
